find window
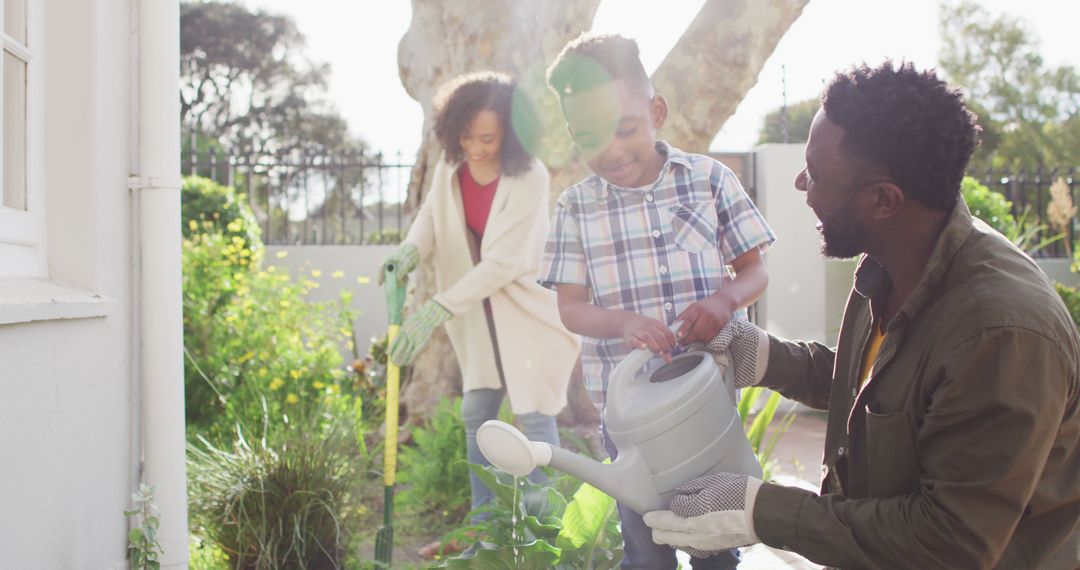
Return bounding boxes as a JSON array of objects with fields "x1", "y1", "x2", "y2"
[{"x1": 0, "y1": 0, "x2": 38, "y2": 276}]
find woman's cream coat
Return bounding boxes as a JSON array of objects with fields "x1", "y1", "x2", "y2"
[{"x1": 404, "y1": 157, "x2": 579, "y2": 415}]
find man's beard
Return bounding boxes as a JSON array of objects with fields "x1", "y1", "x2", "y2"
[{"x1": 819, "y1": 204, "x2": 868, "y2": 259}]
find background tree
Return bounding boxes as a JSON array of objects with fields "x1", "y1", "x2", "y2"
[
  {"x1": 757, "y1": 97, "x2": 820, "y2": 144},
  {"x1": 181, "y1": 1, "x2": 368, "y2": 241},
  {"x1": 397, "y1": 0, "x2": 810, "y2": 426},
  {"x1": 939, "y1": 1, "x2": 1080, "y2": 170}
]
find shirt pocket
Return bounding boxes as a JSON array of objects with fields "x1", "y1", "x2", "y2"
[
  {"x1": 864, "y1": 408, "x2": 921, "y2": 498},
  {"x1": 669, "y1": 200, "x2": 718, "y2": 254}
]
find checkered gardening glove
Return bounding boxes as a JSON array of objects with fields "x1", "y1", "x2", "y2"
[
  {"x1": 687, "y1": 314, "x2": 769, "y2": 389},
  {"x1": 643, "y1": 472, "x2": 764, "y2": 557},
  {"x1": 377, "y1": 242, "x2": 420, "y2": 286},
  {"x1": 388, "y1": 299, "x2": 452, "y2": 366}
]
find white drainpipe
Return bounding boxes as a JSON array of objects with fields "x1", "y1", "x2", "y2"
[{"x1": 132, "y1": 0, "x2": 189, "y2": 567}]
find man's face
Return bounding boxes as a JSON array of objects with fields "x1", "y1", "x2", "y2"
[
  {"x1": 795, "y1": 110, "x2": 873, "y2": 259},
  {"x1": 561, "y1": 80, "x2": 665, "y2": 188}
]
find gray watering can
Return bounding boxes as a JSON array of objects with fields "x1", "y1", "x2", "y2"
[{"x1": 476, "y1": 332, "x2": 762, "y2": 515}]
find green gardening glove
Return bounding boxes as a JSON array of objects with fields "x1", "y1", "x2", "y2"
[
  {"x1": 389, "y1": 299, "x2": 452, "y2": 366},
  {"x1": 377, "y1": 242, "x2": 420, "y2": 287}
]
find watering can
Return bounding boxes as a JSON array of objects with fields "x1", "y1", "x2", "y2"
[{"x1": 477, "y1": 330, "x2": 762, "y2": 515}]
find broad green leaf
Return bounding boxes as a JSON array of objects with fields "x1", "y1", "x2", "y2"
[
  {"x1": 128, "y1": 528, "x2": 145, "y2": 542},
  {"x1": 443, "y1": 539, "x2": 560, "y2": 569},
  {"x1": 557, "y1": 481, "x2": 615, "y2": 550}
]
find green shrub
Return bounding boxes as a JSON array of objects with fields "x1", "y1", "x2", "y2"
[
  {"x1": 440, "y1": 465, "x2": 622, "y2": 569},
  {"x1": 962, "y1": 176, "x2": 1015, "y2": 235},
  {"x1": 1055, "y1": 283, "x2": 1080, "y2": 329},
  {"x1": 397, "y1": 397, "x2": 471, "y2": 522},
  {"x1": 187, "y1": 406, "x2": 359, "y2": 570},
  {"x1": 183, "y1": 176, "x2": 262, "y2": 253},
  {"x1": 182, "y1": 177, "x2": 355, "y2": 443},
  {"x1": 365, "y1": 228, "x2": 404, "y2": 245}
]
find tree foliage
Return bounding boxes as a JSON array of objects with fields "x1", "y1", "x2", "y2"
[
  {"x1": 180, "y1": 1, "x2": 365, "y2": 160},
  {"x1": 939, "y1": 1, "x2": 1080, "y2": 169},
  {"x1": 757, "y1": 97, "x2": 820, "y2": 145}
]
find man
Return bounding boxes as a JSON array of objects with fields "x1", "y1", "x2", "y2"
[{"x1": 644, "y1": 61, "x2": 1080, "y2": 569}]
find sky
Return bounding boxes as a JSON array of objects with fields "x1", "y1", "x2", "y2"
[{"x1": 242, "y1": 0, "x2": 1080, "y2": 159}]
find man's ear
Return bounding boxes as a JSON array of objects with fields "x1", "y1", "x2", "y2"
[
  {"x1": 650, "y1": 94, "x2": 668, "y2": 129},
  {"x1": 869, "y1": 181, "x2": 905, "y2": 220}
]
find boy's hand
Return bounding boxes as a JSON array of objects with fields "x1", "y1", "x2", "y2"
[
  {"x1": 675, "y1": 294, "x2": 736, "y2": 345},
  {"x1": 622, "y1": 315, "x2": 677, "y2": 363}
]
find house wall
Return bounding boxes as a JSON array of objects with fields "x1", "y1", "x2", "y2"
[{"x1": 0, "y1": 1, "x2": 136, "y2": 567}]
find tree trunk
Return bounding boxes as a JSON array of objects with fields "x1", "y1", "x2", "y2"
[{"x1": 397, "y1": 0, "x2": 807, "y2": 428}]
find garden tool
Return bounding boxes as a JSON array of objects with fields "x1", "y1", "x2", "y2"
[
  {"x1": 375, "y1": 260, "x2": 406, "y2": 566},
  {"x1": 477, "y1": 321, "x2": 762, "y2": 515}
]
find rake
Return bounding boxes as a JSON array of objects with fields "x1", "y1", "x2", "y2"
[{"x1": 375, "y1": 260, "x2": 406, "y2": 566}]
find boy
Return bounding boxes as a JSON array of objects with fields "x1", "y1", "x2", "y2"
[{"x1": 538, "y1": 33, "x2": 775, "y2": 569}]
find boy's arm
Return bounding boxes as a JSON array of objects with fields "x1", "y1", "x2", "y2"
[
  {"x1": 556, "y1": 283, "x2": 676, "y2": 362},
  {"x1": 676, "y1": 247, "x2": 768, "y2": 344}
]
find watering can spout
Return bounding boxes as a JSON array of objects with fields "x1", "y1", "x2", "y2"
[{"x1": 477, "y1": 420, "x2": 652, "y2": 512}]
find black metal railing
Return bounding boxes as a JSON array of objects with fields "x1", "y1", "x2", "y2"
[
  {"x1": 969, "y1": 166, "x2": 1077, "y2": 258},
  {"x1": 183, "y1": 145, "x2": 413, "y2": 246}
]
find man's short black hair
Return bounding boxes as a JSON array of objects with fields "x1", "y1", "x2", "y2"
[
  {"x1": 822, "y1": 61, "x2": 980, "y2": 211},
  {"x1": 433, "y1": 71, "x2": 539, "y2": 176},
  {"x1": 546, "y1": 32, "x2": 652, "y2": 100}
]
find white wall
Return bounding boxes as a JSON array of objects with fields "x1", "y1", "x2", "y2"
[
  {"x1": 0, "y1": 1, "x2": 135, "y2": 567},
  {"x1": 752, "y1": 144, "x2": 831, "y2": 344}
]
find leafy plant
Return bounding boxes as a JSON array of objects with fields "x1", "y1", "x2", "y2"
[
  {"x1": 738, "y1": 387, "x2": 796, "y2": 482},
  {"x1": 126, "y1": 484, "x2": 163, "y2": 570},
  {"x1": 440, "y1": 465, "x2": 622, "y2": 569},
  {"x1": 1055, "y1": 283, "x2": 1080, "y2": 330},
  {"x1": 187, "y1": 403, "x2": 360, "y2": 570},
  {"x1": 397, "y1": 397, "x2": 471, "y2": 522},
  {"x1": 962, "y1": 176, "x2": 1014, "y2": 234},
  {"x1": 364, "y1": 228, "x2": 404, "y2": 245}
]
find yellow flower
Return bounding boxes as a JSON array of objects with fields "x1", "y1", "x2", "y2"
[
  {"x1": 276, "y1": 250, "x2": 289, "y2": 259},
  {"x1": 311, "y1": 269, "x2": 322, "y2": 278},
  {"x1": 267, "y1": 266, "x2": 277, "y2": 273},
  {"x1": 313, "y1": 381, "x2": 326, "y2": 390},
  {"x1": 290, "y1": 369, "x2": 300, "y2": 379},
  {"x1": 269, "y1": 378, "x2": 284, "y2": 391},
  {"x1": 188, "y1": 220, "x2": 198, "y2": 232},
  {"x1": 357, "y1": 276, "x2": 371, "y2": 285},
  {"x1": 258, "y1": 367, "x2": 268, "y2": 377},
  {"x1": 286, "y1": 393, "x2": 299, "y2": 404},
  {"x1": 332, "y1": 270, "x2": 344, "y2": 279}
]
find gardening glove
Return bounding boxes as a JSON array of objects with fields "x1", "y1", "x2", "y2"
[
  {"x1": 644, "y1": 472, "x2": 764, "y2": 557},
  {"x1": 388, "y1": 299, "x2": 452, "y2": 366},
  {"x1": 377, "y1": 242, "x2": 420, "y2": 286},
  {"x1": 688, "y1": 316, "x2": 769, "y2": 389}
]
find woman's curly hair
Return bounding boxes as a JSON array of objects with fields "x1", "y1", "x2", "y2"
[
  {"x1": 433, "y1": 71, "x2": 540, "y2": 177},
  {"x1": 823, "y1": 61, "x2": 981, "y2": 211}
]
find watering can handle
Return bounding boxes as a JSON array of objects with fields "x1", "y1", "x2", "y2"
[
  {"x1": 383, "y1": 263, "x2": 406, "y2": 327},
  {"x1": 608, "y1": 320, "x2": 683, "y2": 393}
]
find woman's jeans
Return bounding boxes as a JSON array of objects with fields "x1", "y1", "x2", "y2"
[{"x1": 461, "y1": 387, "x2": 559, "y2": 520}]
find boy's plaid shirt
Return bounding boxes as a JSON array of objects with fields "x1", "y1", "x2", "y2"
[{"x1": 538, "y1": 141, "x2": 776, "y2": 411}]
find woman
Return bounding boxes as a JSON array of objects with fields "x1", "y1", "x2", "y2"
[{"x1": 377, "y1": 72, "x2": 579, "y2": 556}]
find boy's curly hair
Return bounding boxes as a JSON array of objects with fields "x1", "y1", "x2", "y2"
[
  {"x1": 546, "y1": 32, "x2": 652, "y2": 99},
  {"x1": 432, "y1": 71, "x2": 538, "y2": 177},
  {"x1": 822, "y1": 61, "x2": 980, "y2": 211}
]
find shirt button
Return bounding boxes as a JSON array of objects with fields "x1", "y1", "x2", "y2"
[
  {"x1": 838, "y1": 446, "x2": 846, "y2": 456},
  {"x1": 652, "y1": 229, "x2": 661, "y2": 238},
  {"x1": 659, "y1": 265, "x2": 668, "y2": 274},
  {"x1": 851, "y1": 387, "x2": 857, "y2": 397},
  {"x1": 664, "y1": 302, "x2": 673, "y2": 311},
  {"x1": 645, "y1": 194, "x2": 654, "y2": 202}
]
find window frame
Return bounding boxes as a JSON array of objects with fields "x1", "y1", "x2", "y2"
[{"x1": 0, "y1": 0, "x2": 42, "y2": 277}]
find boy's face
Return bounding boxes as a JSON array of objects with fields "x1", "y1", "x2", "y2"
[{"x1": 561, "y1": 80, "x2": 667, "y2": 188}]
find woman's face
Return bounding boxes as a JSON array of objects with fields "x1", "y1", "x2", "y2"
[{"x1": 459, "y1": 109, "x2": 504, "y2": 171}]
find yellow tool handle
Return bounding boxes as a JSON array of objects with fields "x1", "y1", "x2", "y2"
[{"x1": 383, "y1": 324, "x2": 401, "y2": 487}]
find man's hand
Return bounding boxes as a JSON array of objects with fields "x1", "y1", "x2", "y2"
[
  {"x1": 688, "y1": 318, "x2": 770, "y2": 389},
  {"x1": 675, "y1": 292, "x2": 737, "y2": 345},
  {"x1": 621, "y1": 314, "x2": 677, "y2": 363},
  {"x1": 644, "y1": 473, "x2": 763, "y2": 558},
  {"x1": 388, "y1": 300, "x2": 452, "y2": 366},
  {"x1": 377, "y1": 242, "x2": 420, "y2": 286}
]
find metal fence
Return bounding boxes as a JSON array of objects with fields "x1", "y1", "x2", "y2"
[
  {"x1": 969, "y1": 166, "x2": 1077, "y2": 258},
  {"x1": 182, "y1": 145, "x2": 413, "y2": 245}
]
